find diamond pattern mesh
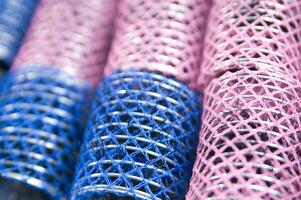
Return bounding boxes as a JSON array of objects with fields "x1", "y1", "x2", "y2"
[
  {"x1": 188, "y1": 69, "x2": 301, "y2": 199},
  {"x1": 13, "y1": 0, "x2": 117, "y2": 87},
  {"x1": 0, "y1": 0, "x2": 38, "y2": 69},
  {"x1": 71, "y1": 71, "x2": 201, "y2": 200},
  {"x1": 187, "y1": 0, "x2": 301, "y2": 199},
  {"x1": 0, "y1": 67, "x2": 91, "y2": 199},
  {"x1": 197, "y1": 0, "x2": 301, "y2": 89},
  {"x1": 105, "y1": 0, "x2": 210, "y2": 88}
]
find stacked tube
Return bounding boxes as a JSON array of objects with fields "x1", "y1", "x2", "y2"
[
  {"x1": 71, "y1": 0, "x2": 210, "y2": 199},
  {"x1": 187, "y1": 0, "x2": 301, "y2": 199},
  {"x1": 0, "y1": 0, "x2": 117, "y2": 199}
]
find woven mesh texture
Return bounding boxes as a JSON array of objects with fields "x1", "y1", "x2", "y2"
[
  {"x1": 197, "y1": 0, "x2": 301, "y2": 89},
  {"x1": 71, "y1": 71, "x2": 201, "y2": 200},
  {"x1": 0, "y1": 67, "x2": 91, "y2": 199},
  {"x1": 13, "y1": 0, "x2": 117, "y2": 87},
  {"x1": 0, "y1": 0, "x2": 38, "y2": 69},
  {"x1": 187, "y1": 69, "x2": 301, "y2": 199},
  {"x1": 104, "y1": 0, "x2": 210, "y2": 88}
]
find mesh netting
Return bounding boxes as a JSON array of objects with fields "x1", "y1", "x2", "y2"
[
  {"x1": 71, "y1": 71, "x2": 201, "y2": 200},
  {"x1": 197, "y1": 0, "x2": 301, "y2": 89},
  {"x1": 187, "y1": 69, "x2": 301, "y2": 199},
  {"x1": 104, "y1": 0, "x2": 210, "y2": 88},
  {"x1": 13, "y1": 0, "x2": 117, "y2": 87},
  {"x1": 0, "y1": 0, "x2": 38, "y2": 69},
  {"x1": 187, "y1": 1, "x2": 301, "y2": 198},
  {"x1": 0, "y1": 67, "x2": 91, "y2": 199}
]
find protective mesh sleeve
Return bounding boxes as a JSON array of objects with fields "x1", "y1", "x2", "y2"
[
  {"x1": 104, "y1": 0, "x2": 210, "y2": 88},
  {"x1": 0, "y1": 0, "x2": 38, "y2": 69},
  {"x1": 197, "y1": 0, "x2": 301, "y2": 89},
  {"x1": 71, "y1": 71, "x2": 202, "y2": 200},
  {"x1": 187, "y1": 69, "x2": 301, "y2": 199},
  {"x1": 12, "y1": 0, "x2": 117, "y2": 87},
  {"x1": 0, "y1": 67, "x2": 91, "y2": 199}
]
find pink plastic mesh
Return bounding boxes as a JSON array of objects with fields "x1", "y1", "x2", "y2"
[
  {"x1": 104, "y1": 0, "x2": 210, "y2": 88},
  {"x1": 187, "y1": 69, "x2": 301, "y2": 199},
  {"x1": 198, "y1": 0, "x2": 301, "y2": 89},
  {"x1": 12, "y1": 0, "x2": 117, "y2": 87},
  {"x1": 187, "y1": 0, "x2": 301, "y2": 199}
]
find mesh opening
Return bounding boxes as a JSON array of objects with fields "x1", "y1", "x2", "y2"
[
  {"x1": 0, "y1": 60, "x2": 9, "y2": 71},
  {"x1": 71, "y1": 71, "x2": 202, "y2": 200}
]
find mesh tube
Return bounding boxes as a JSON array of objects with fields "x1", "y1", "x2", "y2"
[
  {"x1": 0, "y1": 0, "x2": 38, "y2": 69},
  {"x1": 13, "y1": 0, "x2": 117, "y2": 87},
  {"x1": 0, "y1": 67, "x2": 91, "y2": 199},
  {"x1": 71, "y1": 71, "x2": 201, "y2": 200},
  {"x1": 187, "y1": 69, "x2": 301, "y2": 199},
  {"x1": 0, "y1": 0, "x2": 117, "y2": 198},
  {"x1": 104, "y1": 0, "x2": 210, "y2": 88},
  {"x1": 197, "y1": 0, "x2": 301, "y2": 89},
  {"x1": 187, "y1": 0, "x2": 301, "y2": 199}
]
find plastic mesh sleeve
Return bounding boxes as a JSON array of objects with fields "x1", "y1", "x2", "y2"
[
  {"x1": 0, "y1": 67, "x2": 91, "y2": 199},
  {"x1": 197, "y1": 0, "x2": 301, "y2": 89},
  {"x1": 187, "y1": 69, "x2": 301, "y2": 199},
  {"x1": 104, "y1": 0, "x2": 210, "y2": 88},
  {"x1": 0, "y1": 0, "x2": 38, "y2": 69},
  {"x1": 71, "y1": 71, "x2": 201, "y2": 200},
  {"x1": 12, "y1": 0, "x2": 117, "y2": 87}
]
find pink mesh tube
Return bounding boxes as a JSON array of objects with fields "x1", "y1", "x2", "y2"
[
  {"x1": 12, "y1": 0, "x2": 117, "y2": 87},
  {"x1": 104, "y1": 0, "x2": 210, "y2": 87},
  {"x1": 188, "y1": 69, "x2": 301, "y2": 199},
  {"x1": 197, "y1": 0, "x2": 301, "y2": 89},
  {"x1": 187, "y1": 0, "x2": 301, "y2": 199}
]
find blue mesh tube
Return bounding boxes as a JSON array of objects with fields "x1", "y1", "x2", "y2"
[
  {"x1": 0, "y1": 67, "x2": 91, "y2": 199},
  {"x1": 0, "y1": 0, "x2": 38, "y2": 69},
  {"x1": 71, "y1": 71, "x2": 202, "y2": 200}
]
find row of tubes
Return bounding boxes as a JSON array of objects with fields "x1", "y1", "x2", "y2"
[{"x1": 0, "y1": 0, "x2": 300, "y2": 199}]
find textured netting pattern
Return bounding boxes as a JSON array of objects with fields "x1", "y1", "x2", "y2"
[
  {"x1": 0, "y1": 67, "x2": 91, "y2": 199},
  {"x1": 105, "y1": 0, "x2": 210, "y2": 87},
  {"x1": 187, "y1": 69, "x2": 301, "y2": 199},
  {"x1": 0, "y1": 0, "x2": 38, "y2": 69},
  {"x1": 198, "y1": 0, "x2": 301, "y2": 89},
  {"x1": 71, "y1": 71, "x2": 201, "y2": 200},
  {"x1": 13, "y1": 0, "x2": 117, "y2": 87}
]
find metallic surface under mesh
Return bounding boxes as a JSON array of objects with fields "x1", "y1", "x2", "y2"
[
  {"x1": 13, "y1": 0, "x2": 117, "y2": 87},
  {"x1": 0, "y1": 67, "x2": 91, "y2": 199},
  {"x1": 71, "y1": 71, "x2": 201, "y2": 200}
]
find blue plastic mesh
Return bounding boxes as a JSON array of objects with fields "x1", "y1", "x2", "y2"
[
  {"x1": 0, "y1": 67, "x2": 91, "y2": 199},
  {"x1": 71, "y1": 71, "x2": 202, "y2": 200},
  {"x1": 0, "y1": 0, "x2": 38, "y2": 69}
]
